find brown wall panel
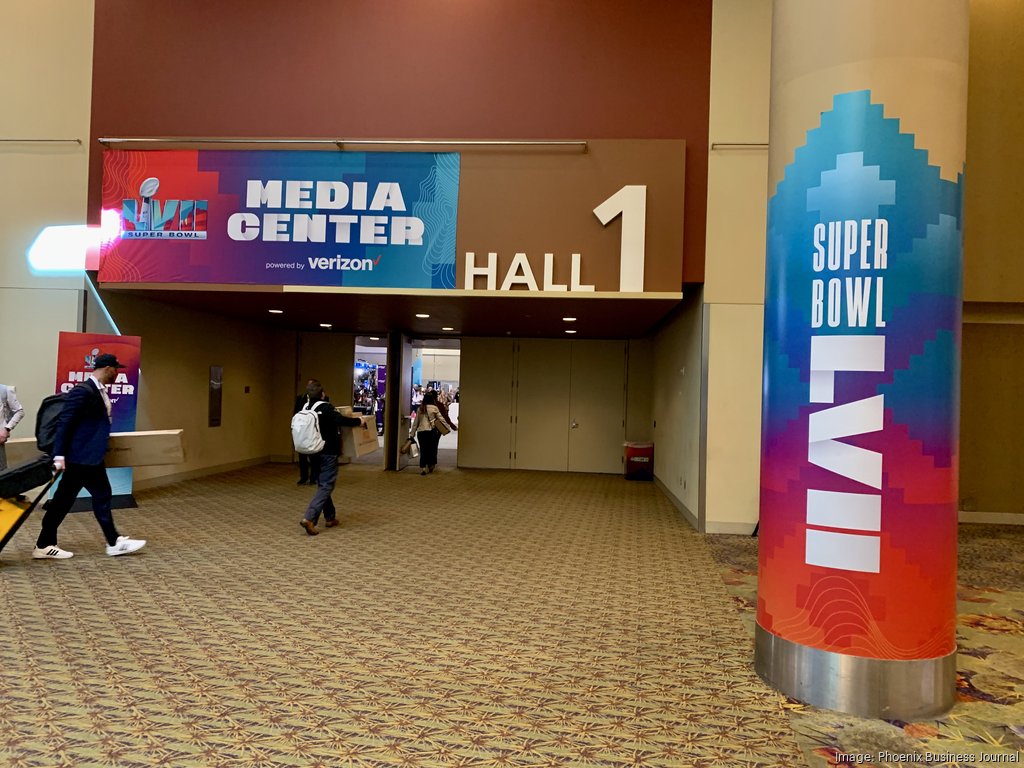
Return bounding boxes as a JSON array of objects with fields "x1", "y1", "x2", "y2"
[
  {"x1": 89, "y1": 0, "x2": 712, "y2": 284},
  {"x1": 960, "y1": 323, "x2": 1024, "y2": 515},
  {"x1": 458, "y1": 140, "x2": 685, "y2": 292}
]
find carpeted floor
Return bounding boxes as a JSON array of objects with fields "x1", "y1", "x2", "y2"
[
  {"x1": 0, "y1": 464, "x2": 805, "y2": 767},
  {"x1": 706, "y1": 526, "x2": 1024, "y2": 767}
]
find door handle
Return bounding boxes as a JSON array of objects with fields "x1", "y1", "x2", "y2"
[{"x1": 570, "y1": 419, "x2": 579, "y2": 429}]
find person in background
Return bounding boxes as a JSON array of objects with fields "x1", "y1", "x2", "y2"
[
  {"x1": 413, "y1": 391, "x2": 452, "y2": 476},
  {"x1": 299, "y1": 379, "x2": 367, "y2": 536},
  {"x1": 293, "y1": 379, "x2": 325, "y2": 486},
  {"x1": 436, "y1": 392, "x2": 458, "y2": 435},
  {"x1": 34, "y1": 354, "x2": 146, "y2": 559},
  {"x1": 0, "y1": 383, "x2": 25, "y2": 472}
]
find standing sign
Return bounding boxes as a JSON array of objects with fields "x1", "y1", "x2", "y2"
[
  {"x1": 758, "y1": 90, "x2": 962, "y2": 662},
  {"x1": 54, "y1": 332, "x2": 142, "y2": 501},
  {"x1": 100, "y1": 150, "x2": 460, "y2": 289}
]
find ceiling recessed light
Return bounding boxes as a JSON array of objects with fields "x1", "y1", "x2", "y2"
[
  {"x1": 562, "y1": 317, "x2": 577, "y2": 322},
  {"x1": 319, "y1": 323, "x2": 332, "y2": 328},
  {"x1": 565, "y1": 329, "x2": 577, "y2": 334},
  {"x1": 442, "y1": 327, "x2": 454, "y2": 332},
  {"x1": 268, "y1": 309, "x2": 283, "y2": 314},
  {"x1": 415, "y1": 313, "x2": 430, "y2": 319}
]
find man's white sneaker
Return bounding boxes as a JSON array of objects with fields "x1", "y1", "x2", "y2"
[
  {"x1": 106, "y1": 536, "x2": 146, "y2": 557},
  {"x1": 32, "y1": 546, "x2": 73, "y2": 559}
]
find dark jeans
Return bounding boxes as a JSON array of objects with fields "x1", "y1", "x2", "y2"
[
  {"x1": 37, "y1": 463, "x2": 120, "y2": 547},
  {"x1": 417, "y1": 429, "x2": 440, "y2": 468},
  {"x1": 303, "y1": 453, "x2": 338, "y2": 525},
  {"x1": 298, "y1": 453, "x2": 321, "y2": 483}
]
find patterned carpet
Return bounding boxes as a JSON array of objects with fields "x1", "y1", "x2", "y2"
[
  {"x1": 0, "y1": 464, "x2": 805, "y2": 767},
  {"x1": 707, "y1": 526, "x2": 1024, "y2": 767}
]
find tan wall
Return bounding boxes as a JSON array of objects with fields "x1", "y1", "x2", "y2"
[
  {"x1": 960, "y1": 323, "x2": 1024, "y2": 518},
  {"x1": 964, "y1": 0, "x2": 1024, "y2": 303},
  {"x1": 704, "y1": 0, "x2": 771, "y2": 307},
  {"x1": 98, "y1": 293, "x2": 286, "y2": 485},
  {"x1": 625, "y1": 340, "x2": 654, "y2": 444},
  {"x1": 704, "y1": 303, "x2": 763, "y2": 533},
  {"x1": 957, "y1": 1, "x2": 1024, "y2": 517},
  {"x1": 698, "y1": 0, "x2": 772, "y2": 532},
  {"x1": 297, "y1": 332, "x2": 355, "y2": 410},
  {"x1": 416, "y1": 350, "x2": 461, "y2": 384},
  {"x1": 0, "y1": 0, "x2": 95, "y2": 428},
  {"x1": 651, "y1": 295, "x2": 704, "y2": 523}
]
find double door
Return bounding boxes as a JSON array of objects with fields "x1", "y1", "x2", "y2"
[{"x1": 460, "y1": 338, "x2": 625, "y2": 473}]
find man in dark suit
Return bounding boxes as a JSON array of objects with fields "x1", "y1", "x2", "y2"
[{"x1": 33, "y1": 353, "x2": 146, "y2": 559}]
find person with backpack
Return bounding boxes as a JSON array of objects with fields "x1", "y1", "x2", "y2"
[
  {"x1": 33, "y1": 353, "x2": 146, "y2": 559},
  {"x1": 294, "y1": 379, "x2": 365, "y2": 536},
  {"x1": 293, "y1": 380, "x2": 324, "y2": 486}
]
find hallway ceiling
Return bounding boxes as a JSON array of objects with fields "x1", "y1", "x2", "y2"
[{"x1": 97, "y1": 284, "x2": 683, "y2": 340}]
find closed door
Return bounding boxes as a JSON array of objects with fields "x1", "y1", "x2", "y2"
[
  {"x1": 568, "y1": 340, "x2": 626, "y2": 473},
  {"x1": 513, "y1": 339, "x2": 571, "y2": 470},
  {"x1": 458, "y1": 338, "x2": 516, "y2": 468}
]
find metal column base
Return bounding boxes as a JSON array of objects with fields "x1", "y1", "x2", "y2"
[{"x1": 755, "y1": 624, "x2": 956, "y2": 721}]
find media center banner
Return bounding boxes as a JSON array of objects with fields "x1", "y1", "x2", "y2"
[{"x1": 100, "y1": 150, "x2": 460, "y2": 289}]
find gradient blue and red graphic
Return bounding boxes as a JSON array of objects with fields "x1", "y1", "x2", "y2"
[
  {"x1": 758, "y1": 91, "x2": 962, "y2": 660},
  {"x1": 100, "y1": 150, "x2": 460, "y2": 289}
]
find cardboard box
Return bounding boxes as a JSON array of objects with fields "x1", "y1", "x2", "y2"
[
  {"x1": 105, "y1": 430, "x2": 185, "y2": 467},
  {"x1": 5, "y1": 430, "x2": 185, "y2": 468},
  {"x1": 341, "y1": 416, "x2": 379, "y2": 458}
]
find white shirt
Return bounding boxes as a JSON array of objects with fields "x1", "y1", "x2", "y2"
[
  {"x1": 0, "y1": 384, "x2": 24, "y2": 432},
  {"x1": 90, "y1": 374, "x2": 113, "y2": 422}
]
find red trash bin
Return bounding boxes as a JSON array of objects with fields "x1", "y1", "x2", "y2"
[{"x1": 623, "y1": 442, "x2": 654, "y2": 480}]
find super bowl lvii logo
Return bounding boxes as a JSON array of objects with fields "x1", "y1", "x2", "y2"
[{"x1": 121, "y1": 177, "x2": 208, "y2": 239}]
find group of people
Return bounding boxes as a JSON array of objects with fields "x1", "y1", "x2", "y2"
[
  {"x1": 293, "y1": 379, "x2": 366, "y2": 536},
  {"x1": 1, "y1": 354, "x2": 146, "y2": 561}
]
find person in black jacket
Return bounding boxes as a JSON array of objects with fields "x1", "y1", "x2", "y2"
[
  {"x1": 34, "y1": 354, "x2": 146, "y2": 559},
  {"x1": 299, "y1": 380, "x2": 366, "y2": 536}
]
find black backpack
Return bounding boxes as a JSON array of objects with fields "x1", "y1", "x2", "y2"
[{"x1": 35, "y1": 393, "x2": 67, "y2": 456}]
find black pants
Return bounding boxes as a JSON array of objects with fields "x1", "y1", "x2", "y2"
[
  {"x1": 298, "y1": 453, "x2": 321, "y2": 483},
  {"x1": 37, "y1": 463, "x2": 120, "y2": 548},
  {"x1": 417, "y1": 429, "x2": 441, "y2": 468}
]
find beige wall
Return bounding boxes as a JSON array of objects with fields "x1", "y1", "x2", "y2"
[
  {"x1": 956, "y1": 0, "x2": 1024, "y2": 519},
  {"x1": 697, "y1": 0, "x2": 772, "y2": 532},
  {"x1": 416, "y1": 350, "x2": 461, "y2": 385},
  {"x1": 0, "y1": 0, "x2": 95, "y2": 430},
  {"x1": 964, "y1": 0, "x2": 1024, "y2": 303},
  {"x1": 704, "y1": 303, "x2": 764, "y2": 533},
  {"x1": 960, "y1": 322, "x2": 1024, "y2": 519},
  {"x1": 98, "y1": 292, "x2": 288, "y2": 486},
  {"x1": 297, "y1": 332, "x2": 355, "y2": 409},
  {"x1": 625, "y1": 339, "x2": 654, "y2": 443},
  {"x1": 651, "y1": 295, "x2": 704, "y2": 525}
]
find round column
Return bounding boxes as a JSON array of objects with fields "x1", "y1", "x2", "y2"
[{"x1": 756, "y1": 0, "x2": 968, "y2": 719}]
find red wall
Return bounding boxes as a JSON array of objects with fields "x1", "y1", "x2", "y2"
[{"x1": 90, "y1": 0, "x2": 712, "y2": 283}]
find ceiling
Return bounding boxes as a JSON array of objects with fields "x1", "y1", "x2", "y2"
[{"x1": 96, "y1": 283, "x2": 684, "y2": 341}]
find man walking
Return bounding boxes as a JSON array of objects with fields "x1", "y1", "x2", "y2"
[
  {"x1": 34, "y1": 353, "x2": 145, "y2": 559},
  {"x1": 299, "y1": 379, "x2": 366, "y2": 536},
  {"x1": 293, "y1": 379, "x2": 324, "y2": 486}
]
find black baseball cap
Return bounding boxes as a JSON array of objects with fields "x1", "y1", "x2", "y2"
[{"x1": 93, "y1": 353, "x2": 126, "y2": 369}]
